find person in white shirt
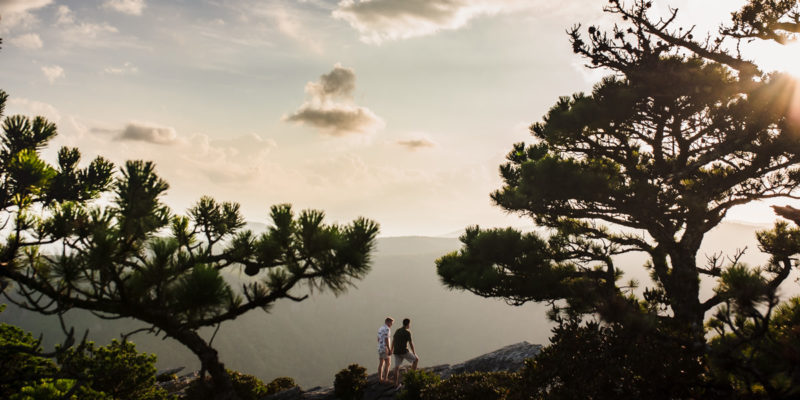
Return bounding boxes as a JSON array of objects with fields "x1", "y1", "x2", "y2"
[{"x1": 377, "y1": 317, "x2": 394, "y2": 384}]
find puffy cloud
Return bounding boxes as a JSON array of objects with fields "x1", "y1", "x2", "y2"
[
  {"x1": 8, "y1": 33, "x2": 42, "y2": 49},
  {"x1": 41, "y1": 65, "x2": 64, "y2": 84},
  {"x1": 333, "y1": 0, "x2": 529, "y2": 43},
  {"x1": 115, "y1": 122, "x2": 179, "y2": 145},
  {"x1": 103, "y1": 62, "x2": 138, "y2": 75},
  {"x1": 397, "y1": 137, "x2": 436, "y2": 150},
  {"x1": 283, "y1": 63, "x2": 384, "y2": 136},
  {"x1": 103, "y1": 0, "x2": 145, "y2": 16},
  {"x1": 306, "y1": 64, "x2": 356, "y2": 100},
  {"x1": 285, "y1": 105, "x2": 383, "y2": 135},
  {"x1": 0, "y1": 0, "x2": 50, "y2": 33}
]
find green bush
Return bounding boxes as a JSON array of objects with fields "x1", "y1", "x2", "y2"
[
  {"x1": 184, "y1": 370, "x2": 279, "y2": 400},
  {"x1": 0, "y1": 308, "x2": 170, "y2": 400},
  {"x1": 10, "y1": 379, "x2": 110, "y2": 400},
  {"x1": 228, "y1": 370, "x2": 270, "y2": 400},
  {"x1": 421, "y1": 371, "x2": 517, "y2": 400},
  {"x1": 265, "y1": 376, "x2": 297, "y2": 395},
  {"x1": 58, "y1": 339, "x2": 173, "y2": 400},
  {"x1": 397, "y1": 369, "x2": 440, "y2": 400},
  {"x1": 0, "y1": 317, "x2": 58, "y2": 397},
  {"x1": 334, "y1": 364, "x2": 368, "y2": 400}
]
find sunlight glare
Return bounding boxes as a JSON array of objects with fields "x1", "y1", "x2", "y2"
[{"x1": 750, "y1": 40, "x2": 800, "y2": 78}]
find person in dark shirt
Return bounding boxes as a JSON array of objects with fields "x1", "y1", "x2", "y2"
[{"x1": 390, "y1": 318, "x2": 419, "y2": 388}]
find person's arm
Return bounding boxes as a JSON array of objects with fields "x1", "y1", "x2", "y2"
[
  {"x1": 409, "y1": 333, "x2": 416, "y2": 355},
  {"x1": 385, "y1": 334, "x2": 392, "y2": 355}
]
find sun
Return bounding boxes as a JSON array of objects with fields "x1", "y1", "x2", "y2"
[{"x1": 750, "y1": 40, "x2": 800, "y2": 78}]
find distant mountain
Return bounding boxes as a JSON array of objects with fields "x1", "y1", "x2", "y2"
[
  {"x1": 0, "y1": 235, "x2": 551, "y2": 388},
  {"x1": 2, "y1": 220, "x2": 797, "y2": 388}
]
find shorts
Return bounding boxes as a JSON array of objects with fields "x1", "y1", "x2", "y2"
[
  {"x1": 393, "y1": 352, "x2": 418, "y2": 366},
  {"x1": 378, "y1": 349, "x2": 390, "y2": 360}
]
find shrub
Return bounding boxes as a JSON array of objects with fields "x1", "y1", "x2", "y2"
[
  {"x1": 397, "y1": 369, "x2": 441, "y2": 400},
  {"x1": 184, "y1": 370, "x2": 277, "y2": 400},
  {"x1": 511, "y1": 320, "x2": 700, "y2": 400},
  {"x1": 265, "y1": 376, "x2": 297, "y2": 395},
  {"x1": 228, "y1": 370, "x2": 270, "y2": 400},
  {"x1": 0, "y1": 317, "x2": 58, "y2": 397},
  {"x1": 421, "y1": 371, "x2": 517, "y2": 400},
  {"x1": 0, "y1": 310, "x2": 171, "y2": 400},
  {"x1": 58, "y1": 339, "x2": 173, "y2": 400},
  {"x1": 10, "y1": 379, "x2": 109, "y2": 400},
  {"x1": 334, "y1": 364, "x2": 368, "y2": 400}
]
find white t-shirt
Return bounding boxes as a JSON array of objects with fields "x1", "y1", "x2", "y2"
[{"x1": 377, "y1": 324, "x2": 390, "y2": 352}]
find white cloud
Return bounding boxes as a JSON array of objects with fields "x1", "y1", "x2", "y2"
[
  {"x1": 0, "y1": 0, "x2": 50, "y2": 33},
  {"x1": 333, "y1": 0, "x2": 530, "y2": 44},
  {"x1": 55, "y1": 4, "x2": 74, "y2": 24},
  {"x1": 6, "y1": 97, "x2": 61, "y2": 122},
  {"x1": 41, "y1": 65, "x2": 64, "y2": 84},
  {"x1": 8, "y1": 33, "x2": 42, "y2": 49},
  {"x1": 103, "y1": 0, "x2": 146, "y2": 16},
  {"x1": 283, "y1": 63, "x2": 384, "y2": 136},
  {"x1": 0, "y1": 0, "x2": 51, "y2": 14},
  {"x1": 103, "y1": 62, "x2": 138, "y2": 75},
  {"x1": 55, "y1": 5, "x2": 119, "y2": 47}
]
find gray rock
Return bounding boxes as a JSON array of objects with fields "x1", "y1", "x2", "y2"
[
  {"x1": 260, "y1": 342, "x2": 541, "y2": 400},
  {"x1": 443, "y1": 341, "x2": 542, "y2": 378}
]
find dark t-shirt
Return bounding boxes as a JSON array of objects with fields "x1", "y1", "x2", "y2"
[{"x1": 393, "y1": 327, "x2": 412, "y2": 355}]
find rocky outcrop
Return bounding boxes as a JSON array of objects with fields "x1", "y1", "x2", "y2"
[{"x1": 261, "y1": 342, "x2": 542, "y2": 400}]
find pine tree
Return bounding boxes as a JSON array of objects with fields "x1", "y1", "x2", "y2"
[
  {"x1": 437, "y1": 0, "x2": 800, "y2": 393},
  {"x1": 0, "y1": 90, "x2": 379, "y2": 399}
]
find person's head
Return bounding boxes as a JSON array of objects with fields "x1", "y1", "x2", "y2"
[
  {"x1": 402, "y1": 318, "x2": 410, "y2": 328},
  {"x1": 385, "y1": 317, "x2": 394, "y2": 327}
]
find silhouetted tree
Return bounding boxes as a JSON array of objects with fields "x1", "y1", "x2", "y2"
[
  {"x1": 437, "y1": 0, "x2": 800, "y2": 393},
  {"x1": 0, "y1": 89, "x2": 379, "y2": 399},
  {"x1": 724, "y1": 0, "x2": 800, "y2": 44}
]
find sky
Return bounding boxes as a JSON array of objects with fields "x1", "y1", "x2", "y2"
[{"x1": 0, "y1": 0, "x2": 788, "y2": 237}]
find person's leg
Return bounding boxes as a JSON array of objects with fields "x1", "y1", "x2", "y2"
[
  {"x1": 383, "y1": 356, "x2": 391, "y2": 383},
  {"x1": 378, "y1": 358, "x2": 386, "y2": 382},
  {"x1": 393, "y1": 355, "x2": 402, "y2": 387},
  {"x1": 411, "y1": 354, "x2": 419, "y2": 370}
]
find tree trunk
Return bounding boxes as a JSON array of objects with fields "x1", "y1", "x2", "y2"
[{"x1": 167, "y1": 327, "x2": 238, "y2": 400}]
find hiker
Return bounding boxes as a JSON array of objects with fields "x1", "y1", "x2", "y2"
[
  {"x1": 377, "y1": 317, "x2": 394, "y2": 384},
  {"x1": 391, "y1": 318, "x2": 419, "y2": 388}
]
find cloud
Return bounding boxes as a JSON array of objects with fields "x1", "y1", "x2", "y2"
[
  {"x1": 103, "y1": 62, "x2": 138, "y2": 75},
  {"x1": 271, "y1": 6, "x2": 323, "y2": 54},
  {"x1": 114, "y1": 122, "x2": 180, "y2": 145},
  {"x1": 6, "y1": 97, "x2": 61, "y2": 122},
  {"x1": 103, "y1": 0, "x2": 145, "y2": 16},
  {"x1": 41, "y1": 65, "x2": 64, "y2": 84},
  {"x1": 333, "y1": 0, "x2": 529, "y2": 43},
  {"x1": 8, "y1": 33, "x2": 42, "y2": 49},
  {"x1": 55, "y1": 5, "x2": 119, "y2": 46},
  {"x1": 397, "y1": 137, "x2": 436, "y2": 150},
  {"x1": 0, "y1": 0, "x2": 51, "y2": 14},
  {"x1": 0, "y1": 0, "x2": 50, "y2": 33},
  {"x1": 283, "y1": 63, "x2": 384, "y2": 136}
]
